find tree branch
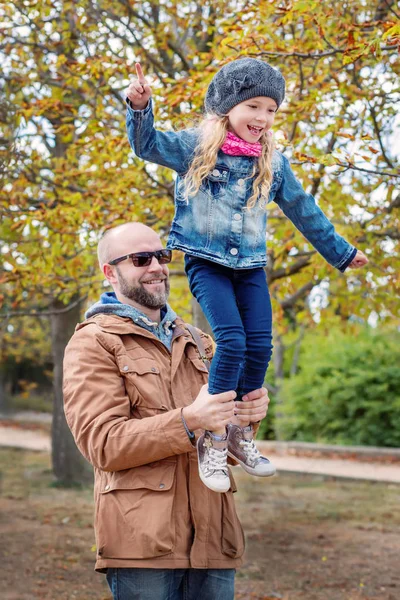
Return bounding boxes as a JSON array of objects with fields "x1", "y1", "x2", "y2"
[
  {"x1": 280, "y1": 280, "x2": 320, "y2": 310},
  {"x1": 335, "y1": 162, "x2": 400, "y2": 179},
  {"x1": 368, "y1": 101, "x2": 395, "y2": 169},
  {"x1": 270, "y1": 255, "x2": 315, "y2": 282},
  {"x1": 0, "y1": 295, "x2": 87, "y2": 319}
]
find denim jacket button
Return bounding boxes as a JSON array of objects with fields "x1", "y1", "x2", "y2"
[
  {"x1": 212, "y1": 169, "x2": 220, "y2": 176},
  {"x1": 234, "y1": 213, "x2": 242, "y2": 221},
  {"x1": 230, "y1": 248, "x2": 238, "y2": 256},
  {"x1": 237, "y1": 178, "x2": 245, "y2": 186}
]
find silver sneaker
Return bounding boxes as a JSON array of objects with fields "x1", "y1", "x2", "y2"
[
  {"x1": 197, "y1": 431, "x2": 230, "y2": 493},
  {"x1": 227, "y1": 424, "x2": 276, "y2": 477}
]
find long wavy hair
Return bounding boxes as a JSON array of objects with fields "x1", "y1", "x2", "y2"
[{"x1": 183, "y1": 114, "x2": 275, "y2": 209}]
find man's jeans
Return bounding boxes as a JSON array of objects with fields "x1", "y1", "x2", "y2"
[
  {"x1": 185, "y1": 256, "x2": 273, "y2": 398},
  {"x1": 106, "y1": 567, "x2": 235, "y2": 600}
]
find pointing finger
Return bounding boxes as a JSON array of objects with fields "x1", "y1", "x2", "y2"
[{"x1": 135, "y1": 62, "x2": 146, "y2": 84}]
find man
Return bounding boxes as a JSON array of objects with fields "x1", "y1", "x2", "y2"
[{"x1": 63, "y1": 222, "x2": 270, "y2": 600}]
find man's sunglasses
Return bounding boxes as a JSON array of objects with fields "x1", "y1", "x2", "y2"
[{"x1": 108, "y1": 249, "x2": 172, "y2": 268}]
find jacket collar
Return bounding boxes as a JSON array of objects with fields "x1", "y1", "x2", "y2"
[
  {"x1": 84, "y1": 292, "x2": 178, "y2": 349},
  {"x1": 77, "y1": 313, "x2": 189, "y2": 342}
]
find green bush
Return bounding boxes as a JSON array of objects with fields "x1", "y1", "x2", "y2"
[
  {"x1": 10, "y1": 393, "x2": 53, "y2": 414},
  {"x1": 257, "y1": 393, "x2": 277, "y2": 440},
  {"x1": 277, "y1": 328, "x2": 400, "y2": 447}
]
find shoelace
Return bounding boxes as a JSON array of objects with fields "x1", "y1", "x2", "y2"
[
  {"x1": 240, "y1": 439, "x2": 262, "y2": 465},
  {"x1": 204, "y1": 446, "x2": 228, "y2": 476}
]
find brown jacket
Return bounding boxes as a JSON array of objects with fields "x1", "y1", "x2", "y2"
[{"x1": 63, "y1": 313, "x2": 244, "y2": 572}]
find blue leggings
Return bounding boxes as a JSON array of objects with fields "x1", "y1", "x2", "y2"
[{"x1": 185, "y1": 256, "x2": 273, "y2": 398}]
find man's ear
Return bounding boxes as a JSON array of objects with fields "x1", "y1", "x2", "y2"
[{"x1": 103, "y1": 263, "x2": 118, "y2": 285}]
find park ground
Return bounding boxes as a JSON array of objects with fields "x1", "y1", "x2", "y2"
[{"x1": 0, "y1": 447, "x2": 399, "y2": 600}]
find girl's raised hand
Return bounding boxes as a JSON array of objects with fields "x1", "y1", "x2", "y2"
[
  {"x1": 126, "y1": 63, "x2": 152, "y2": 110},
  {"x1": 349, "y1": 249, "x2": 369, "y2": 268}
]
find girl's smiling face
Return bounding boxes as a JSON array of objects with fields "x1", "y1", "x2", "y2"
[{"x1": 227, "y1": 96, "x2": 277, "y2": 143}]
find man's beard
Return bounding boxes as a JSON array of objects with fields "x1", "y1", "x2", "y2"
[{"x1": 117, "y1": 269, "x2": 170, "y2": 309}]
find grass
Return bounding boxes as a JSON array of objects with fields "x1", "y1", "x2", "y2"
[
  {"x1": 6, "y1": 392, "x2": 53, "y2": 414},
  {"x1": 1, "y1": 448, "x2": 400, "y2": 600}
]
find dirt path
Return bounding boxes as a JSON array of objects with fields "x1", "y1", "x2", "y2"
[
  {"x1": 0, "y1": 423, "x2": 51, "y2": 451},
  {"x1": 2, "y1": 420, "x2": 400, "y2": 483},
  {"x1": 1, "y1": 448, "x2": 399, "y2": 599}
]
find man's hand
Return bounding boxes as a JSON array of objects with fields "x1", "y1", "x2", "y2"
[
  {"x1": 126, "y1": 63, "x2": 152, "y2": 110},
  {"x1": 182, "y1": 384, "x2": 236, "y2": 433},
  {"x1": 349, "y1": 250, "x2": 369, "y2": 268},
  {"x1": 234, "y1": 387, "x2": 270, "y2": 424}
]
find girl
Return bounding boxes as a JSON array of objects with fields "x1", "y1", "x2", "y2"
[{"x1": 126, "y1": 58, "x2": 368, "y2": 493}]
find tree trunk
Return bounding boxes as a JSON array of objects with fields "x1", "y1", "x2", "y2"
[
  {"x1": 191, "y1": 297, "x2": 213, "y2": 337},
  {"x1": 50, "y1": 296, "x2": 92, "y2": 486},
  {"x1": 0, "y1": 319, "x2": 10, "y2": 413},
  {"x1": 0, "y1": 366, "x2": 9, "y2": 413}
]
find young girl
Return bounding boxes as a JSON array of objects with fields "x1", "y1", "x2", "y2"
[{"x1": 126, "y1": 58, "x2": 368, "y2": 493}]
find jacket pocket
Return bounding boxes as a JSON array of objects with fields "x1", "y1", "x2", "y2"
[
  {"x1": 175, "y1": 166, "x2": 231, "y2": 203},
  {"x1": 116, "y1": 354, "x2": 168, "y2": 411},
  {"x1": 201, "y1": 165, "x2": 230, "y2": 200},
  {"x1": 97, "y1": 461, "x2": 177, "y2": 560}
]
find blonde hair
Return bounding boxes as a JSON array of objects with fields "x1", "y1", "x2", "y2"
[{"x1": 183, "y1": 115, "x2": 275, "y2": 209}]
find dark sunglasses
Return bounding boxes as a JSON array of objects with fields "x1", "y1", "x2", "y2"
[{"x1": 108, "y1": 249, "x2": 172, "y2": 268}]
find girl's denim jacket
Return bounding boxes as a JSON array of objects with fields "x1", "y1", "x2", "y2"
[{"x1": 127, "y1": 100, "x2": 357, "y2": 272}]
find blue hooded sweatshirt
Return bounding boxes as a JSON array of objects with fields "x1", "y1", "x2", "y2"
[{"x1": 85, "y1": 292, "x2": 178, "y2": 351}]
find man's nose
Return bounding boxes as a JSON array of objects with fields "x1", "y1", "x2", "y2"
[{"x1": 147, "y1": 255, "x2": 164, "y2": 270}]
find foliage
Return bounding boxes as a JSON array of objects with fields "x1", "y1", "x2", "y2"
[
  {"x1": 0, "y1": 313, "x2": 52, "y2": 408},
  {"x1": 0, "y1": 93, "x2": 18, "y2": 181},
  {"x1": 0, "y1": 315, "x2": 51, "y2": 365},
  {"x1": 0, "y1": 2, "x2": 399, "y2": 468},
  {"x1": 0, "y1": 0, "x2": 398, "y2": 328},
  {"x1": 277, "y1": 326, "x2": 400, "y2": 447}
]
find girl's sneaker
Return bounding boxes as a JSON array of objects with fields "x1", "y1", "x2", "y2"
[
  {"x1": 197, "y1": 430, "x2": 230, "y2": 493},
  {"x1": 226, "y1": 423, "x2": 276, "y2": 477}
]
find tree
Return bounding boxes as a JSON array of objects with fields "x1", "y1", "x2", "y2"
[
  {"x1": 0, "y1": 310, "x2": 52, "y2": 411},
  {"x1": 0, "y1": 0, "x2": 399, "y2": 472}
]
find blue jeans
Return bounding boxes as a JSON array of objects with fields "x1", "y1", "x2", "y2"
[
  {"x1": 106, "y1": 568, "x2": 235, "y2": 600},
  {"x1": 185, "y1": 256, "x2": 273, "y2": 397}
]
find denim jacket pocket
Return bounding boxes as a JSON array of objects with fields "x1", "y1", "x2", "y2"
[
  {"x1": 200, "y1": 165, "x2": 230, "y2": 200},
  {"x1": 175, "y1": 165, "x2": 230, "y2": 204}
]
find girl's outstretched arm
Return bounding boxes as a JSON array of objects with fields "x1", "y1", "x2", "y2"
[
  {"x1": 125, "y1": 63, "x2": 197, "y2": 175},
  {"x1": 274, "y1": 154, "x2": 361, "y2": 272},
  {"x1": 126, "y1": 63, "x2": 153, "y2": 111}
]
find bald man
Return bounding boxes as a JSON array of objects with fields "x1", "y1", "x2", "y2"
[{"x1": 63, "y1": 222, "x2": 270, "y2": 600}]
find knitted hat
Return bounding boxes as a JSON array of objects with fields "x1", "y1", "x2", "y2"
[{"x1": 204, "y1": 58, "x2": 286, "y2": 115}]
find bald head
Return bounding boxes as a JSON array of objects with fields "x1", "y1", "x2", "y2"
[{"x1": 97, "y1": 223, "x2": 163, "y2": 268}]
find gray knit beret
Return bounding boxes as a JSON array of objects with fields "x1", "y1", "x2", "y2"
[{"x1": 204, "y1": 58, "x2": 286, "y2": 115}]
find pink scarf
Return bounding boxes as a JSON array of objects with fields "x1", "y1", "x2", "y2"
[{"x1": 221, "y1": 131, "x2": 263, "y2": 157}]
